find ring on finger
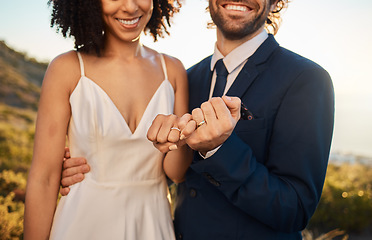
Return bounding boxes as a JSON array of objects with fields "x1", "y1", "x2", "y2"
[
  {"x1": 170, "y1": 127, "x2": 181, "y2": 132},
  {"x1": 197, "y1": 120, "x2": 206, "y2": 129}
]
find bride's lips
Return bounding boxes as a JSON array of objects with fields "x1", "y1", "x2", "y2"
[{"x1": 116, "y1": 17, "x2": 141, "y2": 29}]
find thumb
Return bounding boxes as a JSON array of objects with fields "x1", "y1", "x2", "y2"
[{"x1": 222, "y1": 96, "x2": 241, "y2": 121}]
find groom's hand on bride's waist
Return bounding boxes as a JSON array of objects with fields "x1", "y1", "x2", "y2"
[{"x1": 60, "y1": 147, "x2": 90, "y2": 196}]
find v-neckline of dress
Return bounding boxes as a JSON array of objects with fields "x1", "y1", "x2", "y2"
[{"x1": 80, "y1": 76, "x2": 169, "y2": 136}]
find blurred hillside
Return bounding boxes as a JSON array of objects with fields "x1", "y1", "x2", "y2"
[
  {"x1": 0, "y1": 41, "x2": 46, "y2": 239},
  {"x1": 0, "y1": 40, "x2": 46, "y2": 110},
  {"x1": 0, "y1": 40, "x2": 45, "y2": 172}
]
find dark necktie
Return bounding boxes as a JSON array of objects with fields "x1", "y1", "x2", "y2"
[{"x1": 212, "y1": 59, "x2": 228, "y2": 97}]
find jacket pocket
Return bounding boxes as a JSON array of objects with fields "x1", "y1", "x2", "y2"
[{"x1": 235, "y1": 118, "x2": 265, "y2": 132}]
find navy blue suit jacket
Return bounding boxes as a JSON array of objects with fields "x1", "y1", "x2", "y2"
[{"x1": 173, "y1": 35, "x2": 334, "y2": 240}]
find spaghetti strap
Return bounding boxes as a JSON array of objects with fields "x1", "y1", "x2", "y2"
[
  {"x1": 159, "y1": 54, "x2": 168, "y2": 80},
  {"x1": 76, "y1": 52, "x2": 85, "y2": 77}
]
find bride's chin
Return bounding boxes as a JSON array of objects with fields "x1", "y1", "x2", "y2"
[{"x1": 131, "y1": 35, "x2": 141, "y2": 42}]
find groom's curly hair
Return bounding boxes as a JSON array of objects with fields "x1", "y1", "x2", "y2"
[
  {"x1": 267, "y1": 0, "x2": 289, "y2": 35},
  {"x1": 47, "y1": 0, "x2": 181, "y2": 55}
]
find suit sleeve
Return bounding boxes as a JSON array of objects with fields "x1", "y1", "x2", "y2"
[{"x1": 190, "y1": 66, "x2": 335, "y2": 232}]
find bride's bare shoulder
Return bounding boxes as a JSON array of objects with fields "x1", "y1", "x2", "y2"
[{"x1": 43, "y1": 51, "x2": 82, "y2": 93}]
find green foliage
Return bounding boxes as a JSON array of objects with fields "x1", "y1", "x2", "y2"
[
  {"x1": 0, "y1": 170, "x2": 27, "y2": 197},
  {"x1": 0, "y1": 170, "x2": 27, "y2": 239},
  {"x1": 308, "y1": 163, "x2": 372, "y2": 233},
  {"x1": 0, "y1": 169, "x2": 26, "y2": 239},
  {"x1": 0, "y1": 192, "x2": 24, "y2": 240},
  {"x1": 0, "y1": 104, "x2": 35, "y2": 172}
]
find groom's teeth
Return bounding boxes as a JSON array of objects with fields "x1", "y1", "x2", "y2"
[
  {"x1": 225, "y1": 5, "x2": 248, "y2": 12},
  {"x1": 118, "y1": 18, "x2": 139, "y2": 25}
]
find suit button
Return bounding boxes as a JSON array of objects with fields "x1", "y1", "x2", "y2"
[
  {"x1": 177, "y1": 233, "x2": 183, "y2": 239},
  {"x1": 190, "y1": 188, "x2": 197, "y2": 198}
]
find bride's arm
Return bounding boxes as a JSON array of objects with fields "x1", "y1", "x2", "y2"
[
  {"x1": 147, "y1": 55, "x2": 193, "y2": 183},
  {"x1": 24, "y1": 52, "x2": 78, "y2": 239}
]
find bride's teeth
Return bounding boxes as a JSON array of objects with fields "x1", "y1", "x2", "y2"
[
  {"x1": 225, "y1": 5, "x2": 247, "y2": 12},
  {"x1": 118, "y1": 18, "x2": 139, "y2": 25}
]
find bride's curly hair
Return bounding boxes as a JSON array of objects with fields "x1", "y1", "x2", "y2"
[
  {"x1": 47, "y1": 0, "x2": 181, "y2": 55},
  {"x1": 267, "y1": 0, "x2": 289, "y2": 35}
]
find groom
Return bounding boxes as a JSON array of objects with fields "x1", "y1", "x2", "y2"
[{"x1": 60, "y1": 0, "x2": 334, "y2": 239}]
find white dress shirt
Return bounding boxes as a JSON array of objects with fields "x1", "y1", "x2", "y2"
[{"x1": 201, "y1": 29, "x2": 268, "y2": 159}]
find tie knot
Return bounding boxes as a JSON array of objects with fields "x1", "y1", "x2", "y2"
[{"x1": 215, "y1": 59, "x2": 228, "y2": 77}]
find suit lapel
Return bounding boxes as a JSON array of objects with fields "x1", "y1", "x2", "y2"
[
  {"x1": 226, "y1": 60, "x2": 259, "y2": 98},
  {"x1": 226, "y1": 34, "x2": 280, "y2": 98}
]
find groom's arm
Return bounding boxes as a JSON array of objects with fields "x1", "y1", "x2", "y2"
[{"x1": 59, "y1": 147, "x2": 90, "y2": 195}]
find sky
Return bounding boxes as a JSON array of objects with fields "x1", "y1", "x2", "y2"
[{"x1": 0, "y1": 0, "x2": 372, "y2": 157}]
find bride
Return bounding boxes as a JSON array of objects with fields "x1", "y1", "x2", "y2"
[{"x1": 24, "y1": 0, "x2": 192, "y2": 239}]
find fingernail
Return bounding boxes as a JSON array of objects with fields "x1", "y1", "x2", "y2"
[
  {"x1": 224, "y1": 96, "x2": 232, "y2": 101},
  {"x1": 180, "y1": 134, "x2": 186, "y2": 140},
  {"x1": 169, "y1": 144, "x2": 178, "y2": 151},
  {"x1": 82, "y1": 165, "x2": 89, "y2": 172}
]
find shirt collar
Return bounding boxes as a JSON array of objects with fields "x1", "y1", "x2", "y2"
[{"x1": 210, "y1": 29, "x2": 268, "y2": 73}]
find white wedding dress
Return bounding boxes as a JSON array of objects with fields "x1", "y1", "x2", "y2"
[{"x1": 50, "y1": 52, "x2": 175, "y2": 240}]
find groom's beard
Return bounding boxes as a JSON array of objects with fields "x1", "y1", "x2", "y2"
[{"x1": 209, "y1": 0, "x2": 271, "y2": 40}]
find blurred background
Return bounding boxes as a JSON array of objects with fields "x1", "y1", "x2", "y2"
[{"x1": 0, "y1": 0, "x2": 371, "y2": 239}]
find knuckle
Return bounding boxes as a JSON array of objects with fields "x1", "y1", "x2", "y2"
[
  {"x1": 168, "y1": 134, "x2": 178, "y2": 143},
  {"x1": 235, "y1": 97, "x2": 242, "y2": 105},
  {"x1": 66, "y1": 167, "x2": 75, "y2": 177},
  {"x1": 78, "y1": 157, "x2": 87, "y2": 165},
  {"x1": 178, "y1": 120, "x2": 186, "y2": 129},
  {"x1": 179, "y1": 113, "x2": 191, "y2": 123},
  {"x1": 61, "y1": 178, "x2": 69, "y2": 187},
  {"x1": 209, "y1": 97, "x2": 219, "y2": 104},
  {"x1": 167, "y1": 116, "x2": 177, "y2": 125},
  {"x1": 210, "y1": 97, "x2": 222, "y2": 105},
  {"x1": 63, "y1": 158, "x2": 71, "y2": 168},
  {"x1": 157, "y1": 134, "x2": 168, "y2": 143},
  {"x1": 147, "y1": 132, "x2": 155, "y2": 141},
  {"x1": 191, "y1": 108, "x2": 201, "y2": 116},
  {"x1": 61, "y1": 169, "x2": 68, "y2": 178},
  {"x1": 73, "y1": 173, "x2": 83, "y2": 182},
  {"x1": 200, "y1": 101, "x2": 211, "y2": 110},
  {"x1": 62, "y1": 160, "x2": 68, "y2": 169},
  {"x1": 200, "y1": 102, "x2": 207, "y2": 109},
  {"x1": 225, "y1": 120, "x2": 235, "y2": 130},
  {"x1": 158, "y1": 114, "x2": 166, "y2": 119},
  {"x1": 183, "y1": 113, "x2": 192, "y2": 119},
  {"x1": 183, "y1": 127, "x2": 193, "y2": 136},
  {"x1": 170, "y1": 114, "x2": 177, "y2": 121}
]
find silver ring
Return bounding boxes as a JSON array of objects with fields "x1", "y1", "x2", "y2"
[
  {"x1": 197, "y1": 120, "x2": 206, "y2": 128},
  {"x1": 170, "y1": 127, "x2": 181, "y2": 132}
]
